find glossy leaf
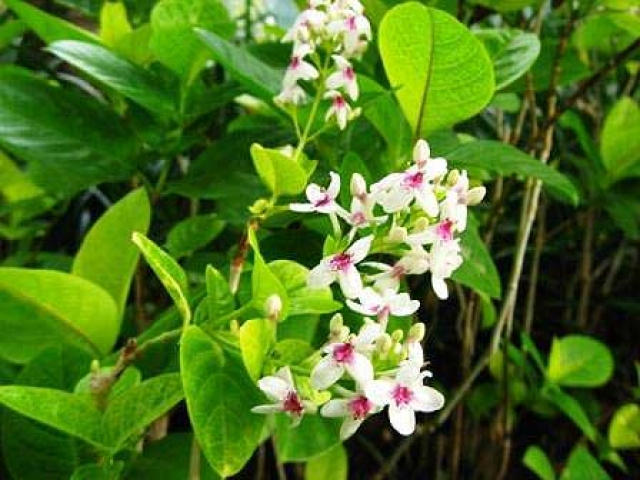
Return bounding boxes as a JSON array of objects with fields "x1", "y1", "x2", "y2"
[
  {"x1": 608, "y1": 403, "x2": 640, "y2": 449},
  {"x1": 239, "y1": 318, "x2": 274, "y2": 381},
  {"x1": 166, "y1": 213, "x2": 225, "y2": 258},
  {"x1": 523, "y1": 445, "x2": 556, "y2": 480},
  {"x1": 0, "y1": 268, "x2": 119, "y2": 363},
  {"x1": 379, "y1": 3, "x2": 494, "y2": 135},
  {"x1": 600, "y1": 96, "x2": 640, "y2": 183},
  {"x1": 276, "y1": 414, "x2": 342, "y2": 462},
  {"x1": 250, "y1": 143, "x2": 312, "y2": 197},
  {"x1": 99, "y1": 1, "x2": 132, "y2": 48},
  {"x1": 180, "y1": 325, "x2": 265, "y2": 477},
  {"x1": 547, "y1": 335, "x2": 614, "y2": 388},
  {"x1": 205, "y1": 265, "x2": 235, "y2": 328},
  {"x1": 542, "y1": 385, "x2": 597, "y2": 441},
  {"x1": 475, "y1": 29, "x2": 541, "y2": 90},
  {"x1": 305, "y1": 444, "x2": 348, "y2": 480},
  {"x1": 560, "y1": 445, "x2": 611, "y2": 480},
  {"x1": 73, "y1": 188, "x2": 151, "y2": 316},
  {"x1": 49, "y1": 40, "x2": 176, "y2": 115},
  {"x1": 132, "y1": 232, "x2": 191, "y2": 326},
  {"x1": 0, "y1": 19, "x2": 27, "y2": 51}
]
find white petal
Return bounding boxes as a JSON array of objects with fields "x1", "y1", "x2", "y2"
[
  {"x1": 346, "y1": 79, "x2": 359, "y2": 101},
  {"x1": 276, "y1": 366, "x2": 295, "y2": 387},
  {"x1": 305, "y1": 184, "x2": 324, "y2": 204},
  {"x1": 467, "y1": 186, "x2": 486, "y2": 206},
  {"x1": 388, "y1": 404, "x2": 416, "y2": 436},
  {"x1": 340, "y1": 417, "x2": 364, "y2": 440},
  {"x1": 396, "y1": 363, "x2": 421, "y2": 385},
  {"x1": 257, "y1": 376, "x2": 289, "y2": 401},
  {"x1": 311, "y1": 356, "x2": 344, "y2": 390},
  {"x1": 327, "y1": 171, "x2": 341, "y2": 199},
  {"x1": 431, "y1": 276, "x2": 449, "y2": 300},
  {"x1": 380, "y1": 187, "x2": 413, "y2": 213},
  {"x1": 456, "y1": 205, "x2": 468, "y2": 232},
  {"x1": 411, "y1": 386, "x2": 445, "y2": 413},
  {"x1": 365, "y1": 379, "x2": 393, "y2": 406},
  {"x1": 406, "y1": 341, "x2": 424, "y2": 366},
  {"x1": 345, "y1": 353, "x2": 374, "y2": 385},
  {"x1": 338, "y1": 265, "x2": 363, "y2": 299},
  {"x1": 355, "y1": 322, "x2": 383, "y2": 347},
  {"x1": 320, "y1": 398, "x2": 350, "y2": 418},
  {"x1": 389, "y1": 292, "x2": 420, "y2": 316},
  {"x1": 415, "y1": 188, "x2": 439, "y2": 217},
  {"x1": 251, "y1": 404, "x2": 283, "y2": 414},
  {"x1": 424, "y1": 157, "x2": 448, "y2": 179},
  {"x1": 413, "y1": 139, "x2": 430, "y2": 165},
  {"x1": 348, "y1": 235, "x2": 373, "y2": 263},
  {"x1": 308, "y1": 262, "x2": 336, "y2": 289},
  {"x1": 326, "y1": 71, "x2": 344, "y2": 91},
  {"x1": 289, "y1": 202, "x2": 315, "y2": 212},
  {"x1": 298, "y1": 62, "x2": 319, "y2": 81},
  {"x1": 346, "y1": 299, "x2": 374, "y2": 316}
]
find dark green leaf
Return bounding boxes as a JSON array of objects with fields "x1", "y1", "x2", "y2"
[
  {"x1": 166, "y1": 214, "x2": 225, "y2": 259},
  {"x1": 523, "y1": 445, "x2": 556, "y2": 480},
  {"x1": 543, "y1": 385, "x2": 597, "y2": 441},
  {"x1": 560, "y1": 445, "x2": 611, "y2": 480},
  {"x1": 547, "y1": 335, "x2": 614, "y2": 388}
]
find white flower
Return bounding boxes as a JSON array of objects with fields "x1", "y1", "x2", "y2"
[
  {"x1": 282, "y1": 44, "x2": 318, "y2": 89},
  {"x1": 365, "y1": 363, "x2": 444, "y2": 436},
  {"x1": 325, "y1": 90, "x2": 352, "y2": 130},
  {"x1": 441, "y1": 171, "x2": 486, "y2": 232},
  {"x1": 326, "y1": 55, "x2": 359, "y2": 100},
  {"x1": 406, "y1": 218, "x2": 456, "y2": 246},
  {"x1": 275, "y1": 84, "x2": 307, "y2": 106},
  {"x1": 308, "y1": 235, "x2": 373, "y2": 298},
  {"x1": 283, "y1": 8, "x2": 327, "y2": 45},
  {"x1": 321, "y1": 391, "x2": 378, "y2": 439},
  {"x1": 252, "y1": 367, "x2": 315, "y2": 425},
  {"x1": 429, "y1": 239, "x2": 462, "y2": 300},
  {"x1": 327, "y1": 11, "x2": 372, "y2": 58},
  {"x1": 311, "y1": 322, "x2": 381, "y2": 390},
  {"x1": 347, "y1": 287, "x2": 419, "y2": 322},
  {"x1": 366, "y1": 247, "x2": 430, "y2": 292},
  {"x1": 290, "y1": 171, "x2": 347, "y2": 215}
]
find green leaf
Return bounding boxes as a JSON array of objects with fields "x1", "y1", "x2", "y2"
[
  {"x1": 0, "y1": 66, "x2": 137, "y2": 196},
  {"x1": 446, "y1": 140, "x2": 580, "y2": 205},
  {"x1": 379, "y1": 3, "x2": 494, "y2": 135},
  {"x1": 1, "y1": 345, "x2": 94, "y2": 480},
  {"x1": 250, "y1": 143, "x2": 312, "y2": 197},
  {"x1": 239, "y1": 318, "x2": 274, "y2": 381},
  {"x1": 542, "y1": 385, "x2": 598, "y2": 441},
  {"x1": 0, "y1": 19, "x2": 27, "y2": 51},
  {"x1": 132, "y1": 232, "x2": 191, "y2": 326},
  {"x1": 72, "y1": 188, "x2": 151, "y2": 317},
  {"x1": 166, "y1": 213, "x2": 225, "y2": 258},
  {"x1": 150, "y1": 0, "x2": 235, "y2": 82},
  {"x1": 560, "y1": 445, "x2": 611, "y2": 480},
  {"x1": 0, "y1": 386, "x2": 105, "y2": 449},
  {"x1": 600, "y1": 96, "x2": 640, "y2": 183},
  {"x1": 71, "y1": 463, "x2": 123, "y2": 480},
  {"x1": 205, "y1": 265, "x2": 235, "y2": 328},
  {"x1": 608, "y1": 403, "x2": 640, "y2": 449},
  {"x1": 523, "y1": 445, "x2": 556, "y2": 480},
  {"x1": 196, "y1": 28, "x2": 282, "y2": 102},
  {"x1": 470, "y1": 0, "x2": 543, "y2": 12},
  {"x1": 0, "y1": 268, "x2": 119, "y2": 363},
  {"x1": 102, "y1": 373, "x2": 184, "y2": 449},
  {"x1": 305, "y1": 444, "x2": 348, "y2": 480},
  {"x1": 452, "y1": 217, "x2": 502, "y2": 299},
  {"x1": 547, "y1": 335, "x2": 614, "y2": 388},
  {"x1": 180, "y1": 325, "x2": 265, "y2": 477},
  {"x1": 475, "y1": 29, "x2": 541, "y2": 90},
  {"x1": 99, "y1": 1, "x2": 132, "y2": 48},
  {"x1": 48, "y1": 40, "x2": 177, "y2": 115},
  {"x1": 5, "y1": 0, "x2": 99, "y2": 44},
  {"x1": 276, "y1": 414, "x2": 342, "y2": 462}
]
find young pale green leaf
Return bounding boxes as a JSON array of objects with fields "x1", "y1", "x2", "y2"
[
  {"x1": 305, "y1": 444, "x2": 348, "y2": 480},
  {"x1": 5, "y1": 0, "x2": 99, "y2": 44},
  {"x1": 48, "y1": 40, "x2": 177, "y2": 115},
  {"x1": 379, "y1": 3, "x2": 494, "y2": 135},
  {"x1": 132, "y1": 232, "x2": 191, "y2": 326},
  {"x1": 205, "y1": 265, "x2": 235, "y2": 328},
  {"x1": 180, "y1": 325, "x2": 265, "y2": 477},
  {"x1": 600, "y1": 96, "x2": 640, "y2": 183},
  {"x1": 248, "y1": 229, "x2": 290, "y2": 319},
  {"x1": 99, "y1": 1, "x2": 132, "y2": 48},
  {"x1": 542, "y1": 385, "x2": 598, "y2": 441},
  {"x1": 239, "y1": 319, "x2": 274, "y2": 381},
  {"x1": 0, "y1": 268, "x2": 119, "y2": 363},
  {"x1": 0, "y1": 386, "x2": 105, "y2": 449},
  {"x1": 166, "y1": 213, "x2": 225, "y2": 258},
  {"x1": 608, "y1": 403, "x2": 640, "y2": 449},
  {"x1": 250, "y1": 143, "x2": 311, "y2": 197},
  {"x1": 275, "y1": 414, "x2": 342, "y2": 462},
  {"x1": 150, "y1": 0, "x2": 235, "y2": 83},
  {"x1": 195, "y1": 28, "x2": 282, "y2": 102},
  {"x1": 475, "y1": 29, "x2": 541, "y2": 90},
  {"x1": 446, "y1": 140, "x2": 579, "y2": 205},
  {"x1": 2, "y1": 345, "x2": 94, "y2": 480},
  {"x1": 0, "y1": 65, "x2": 137, "y2": 196},
  {"x1": 560, "y1": 445, "x2": 611, "y2": 480},
  {"x1": 547, "y1": 335, "x2": 614, "y2": 388},
  {"x1": 73, "y1": 188, "x2": 151, "y2": 317},
  {"x1": 523, "y1": 445, "x2": 556, "y2": 480},
  {"x1": 102, "y1": 373, "x2": 184, "y2": 449}
]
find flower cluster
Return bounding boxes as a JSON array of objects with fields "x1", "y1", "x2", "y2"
[
  {"x1": 252, "y1": 139, "x2": 486, "y2": 438},
  {"x1": 275, "y1": 0, "x2": 371, "y2": 130}
]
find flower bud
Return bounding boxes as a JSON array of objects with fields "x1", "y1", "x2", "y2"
[
  {"x1": 412, "y1": 217, "x2": 430, "y2": 233},
  {"x1": 387, "y1": 226, "x2": 408, "y2": 244},
  {"x1": 467, "y1": 186, "x2": 487, "y2": 206},
  {"x1": 350, "y1": 173, "x2": 367, "y2": 200},
  {"x1": 447, "y1": 169, "x2": 460, "y2": 187},
  {"x1": 265, "y1": 294, "x2": 283, "y2": 321},
  {"x1": 329, "y1": 313, "x2": 344, "y2": 333},
  {"x1": 249, "y1": 198, "x2": 270, "y2": 215},
  {"x1": 391, "y1": 329, "x2": 404, "y2": 343},
  {"x1": 408, "y1": 322, "x2": 426, "y2": 343},
  {"x1": 376, "y1": 333, "x2": 392, "y2": 356}
]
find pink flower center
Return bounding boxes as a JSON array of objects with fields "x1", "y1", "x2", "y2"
[
  {"x1": 334, "y1": 95, "x2": 346, "y2": 109},
  {"x1": 313, "y1": 193, "x2": 332, "y2": 208},
  {"x1": 346, "y1": 16, "x2": 357, "y2": 31},
  {"x1": 436, "y1": 219, "x2": 454, "y2": 242},
  {"x1": 330, "y1": 253, "x2": 353, "y2": 272},
  {"x1": 391, "y1": 385, "x2": 413, "y2": 407},
  {"x1": 351, "y1": 211, "x2": 367, "y2": 226},
  {"x1": 344, "y1": 67, "x2": 355, "y2": 81},
  {"x1": 391, "y1": 264, "x2": 406, "y2": 279},
  {"x1": 332, "y1": 342, "x2": 355, "y2": 363},
  {"x1": 290, "y1": 56, "x2": 300, "y2": 69},
  {"x1": 283, "y1": 391, "x2": 304, "y2": 416},
  {"x1": 349, "y1": 396, "x2": 373, "y2": 420},
  {"x1": 403, "y1": 171, "x2": 424, "y2": 189}
]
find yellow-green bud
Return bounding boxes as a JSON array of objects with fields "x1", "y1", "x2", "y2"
[
  {"x1": 265, "y1": 294, "x2": 283, "y2": 322},
  {"x1": 408, "y1": 323, "x2": 426, "y2": 343}
]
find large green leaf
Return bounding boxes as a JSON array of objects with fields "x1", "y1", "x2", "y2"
[
  {"x1": 72, "y1": 188, "x2": 150, "y2": 317},
  {"x1": 523, "y1": 445, "x2": 556, "y2": 480},
  {"x1": 250, "y1": 143, "x2": 311, "y2": 198},
  {"x1": 379, "y1": 3, "x2": 494, "y2": 135},
  {"x1": 0, "y1": 19, "x2": 27, "y2": 51},
  {"x1": 1, "y1": 346, "x2": 94, "y2": 480},
  {"x1": 0, "y1": 66, "x2": 136, "y2": 196},
  {"x1": 180, "y1": 325, "x2": 265, "y2": 477},
  {"x1": 195, "y1": 28, "x2": 282, "y2": 102},
  {"x1": 0, "y1": 268, "x2": 119, "y2": 363},
  {"x1": 166, "y1": 213, "x2": 225, "y2": 259},
  {"x1": 547, "y1": 335, "x2": 614, "y2": 388},
  {"x1": 275, "y1": 414, "x2": 342, "y2": 462},
  {"x1": 239, "y1": 318, "x2": 274, "y2": 381},
  {"x1": 475, "y1": 29, "x2": 541, "y2": 90},
  {"x1": 608, "y1": 403, "x2": 640, "y2": 450},
  {"x1": 305, "y1": 444, "x2": 348, "y2": 480},
  {"x1": 560, "y1": 445, "x2": 611, "y2": 480},
  {"x1": 49, "y1": 41, "x2": 177, "y2": 115},
  {"x1": 150, "y1": 0, "x2": 235, "y2": 83},
  {"x1": 600, "y1": 96, "x2": 640, "y2": 183},
  {"x1": 205, "y1": 265, "x2": 235, "y2": 328},
  {"x1": 446, "y1": 140, "x2": 580, "y2": 205},
  {"x1": 5, "y1": 0, "x2": 99, "y2": 44}
]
